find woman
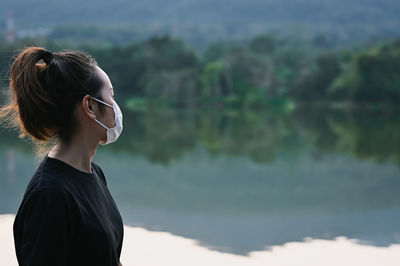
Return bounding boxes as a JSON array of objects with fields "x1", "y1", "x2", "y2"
[{"x1": 0, "y1": 47, "x2": 124, "y2": 266}]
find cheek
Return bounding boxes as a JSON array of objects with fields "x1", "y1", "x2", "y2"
[{"x1": 105, "y1": 108, "x2": 116, "y2": 127}]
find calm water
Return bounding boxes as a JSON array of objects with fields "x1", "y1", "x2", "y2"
[{"x1": 1, "y1": 107, "x2": 399, "y2": 255}]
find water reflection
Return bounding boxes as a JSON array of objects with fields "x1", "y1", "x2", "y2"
[
  {"x1": 1, "y1": 214, "x2": 400, "y2": 266},
  {"x1": 95, "y1": 148, "x2": 400, "y2": 254},
  {"x1": 0, "y1": 108, "x2": 399, "y2": 255},
  {"x1": 104, "y1": 107, "x2": 400, "y2": 165},
  {"x1": 7, "y1": 149, "x2": 15, "y2": 183},
  {"x1": 1, "y1": 108, "x2": 400, "y2": 165}
]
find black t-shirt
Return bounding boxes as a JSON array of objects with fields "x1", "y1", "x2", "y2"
[{"x1": 13, "y1": 154, "x2": 124, "y2": 266}]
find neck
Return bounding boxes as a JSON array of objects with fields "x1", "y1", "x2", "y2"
[{"x1": 48, "y1": 135, "x2": 98, "y2": 174}]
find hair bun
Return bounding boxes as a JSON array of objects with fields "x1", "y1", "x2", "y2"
[{"x1": 42, "y1": 50, "x2": 53, "y2": 64}]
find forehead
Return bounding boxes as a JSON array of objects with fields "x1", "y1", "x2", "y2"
[{"x1": 94, "y1": 66, "x2": 113, "y2": 93}]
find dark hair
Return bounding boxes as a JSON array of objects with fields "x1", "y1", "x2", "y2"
[{"x1": 0, "y1": 46, "x2": 105, "y2": 143}]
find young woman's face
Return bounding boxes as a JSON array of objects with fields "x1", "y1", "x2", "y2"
[{"x1": 93, "y1": 66, "x2": 117, "y2": 142}]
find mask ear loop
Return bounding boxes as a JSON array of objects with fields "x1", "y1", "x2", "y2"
[
  {"x1": 94, "y1": 118, "x2": 110, "y2": 130},
  {"x1": 91, "y1": 97, "x2": 113, "y2": 108},
  {"x1": 91, "y1": 96, "x2": 113, "y2": 130}
]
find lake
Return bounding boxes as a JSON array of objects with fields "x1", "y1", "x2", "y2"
[{"x1": 1, "y1": 107, "x2": 399, "y2": 264}]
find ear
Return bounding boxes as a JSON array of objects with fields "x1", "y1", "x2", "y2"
[{"x1": 81, "y1": 95, "x2": 97, "y2": 120}]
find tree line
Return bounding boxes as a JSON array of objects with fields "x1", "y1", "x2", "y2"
[{"x1": 1, "y1": 34, "x2": 400, "y2": 110}]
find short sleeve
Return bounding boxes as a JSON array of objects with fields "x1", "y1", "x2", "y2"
[{"x1": 13, "y1": 188, "x2": 76, "y2": 266}]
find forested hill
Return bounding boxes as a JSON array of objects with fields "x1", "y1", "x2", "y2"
[
  {"x1": 1, "y1": 0, "x2": 400, "y2": 45},
  {"x1": 2, "y1": 0, "x2": 399, "y2": 26}
]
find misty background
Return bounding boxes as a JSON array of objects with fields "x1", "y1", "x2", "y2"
[{"x1": 1, "y1": 0, "x2": 400, "y2": 47}]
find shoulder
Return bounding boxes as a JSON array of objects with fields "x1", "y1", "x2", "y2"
[
  {"x1": 24, "y1": 187, "x2": 74, "y2": 208},
  {"x1": 22, "y1": 158, "x2": 78, "y2": 206},
  {"x1": 22, "y1": 159, "x2": 70, "y2": 200},
  {"x1": 25, "y1": 187, "x2": 66, "y2": 205},
  {"x1": 92, "y1": 161, "x2": 108, "y2": 186}
]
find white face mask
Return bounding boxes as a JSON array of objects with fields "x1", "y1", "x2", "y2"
[{"x1": 91, "y1": 97, "x2": 123, "y2": 145}]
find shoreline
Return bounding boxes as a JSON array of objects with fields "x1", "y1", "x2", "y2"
[{"x1": 1, "y1": 214, "x2": 399, "y2": 265}]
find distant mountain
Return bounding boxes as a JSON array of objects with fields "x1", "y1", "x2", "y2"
[{"x1": 1, "y1": 0, "x2": 400, "y2": 45}]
